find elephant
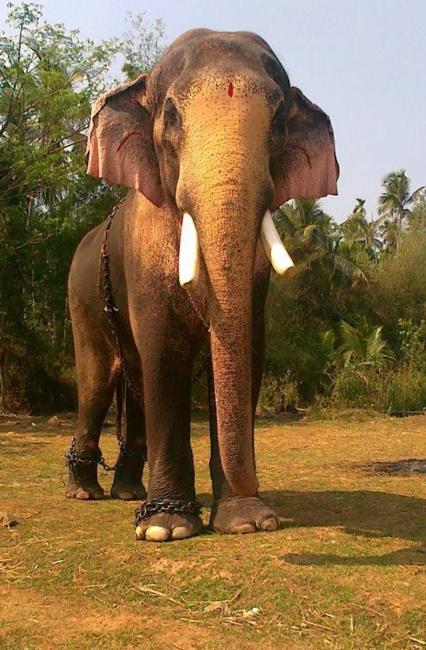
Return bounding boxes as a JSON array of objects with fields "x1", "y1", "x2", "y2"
[{"x1": 67, "y1": 28, "x2": 339, "y2": 542}]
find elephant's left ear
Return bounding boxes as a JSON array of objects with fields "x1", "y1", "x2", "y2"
[
  {"x1": 86, "y1": 74, "x2": 164, "y2": 207},
  {"x1": 272, "y1": 87, "x2": 339, "y2": 210}
]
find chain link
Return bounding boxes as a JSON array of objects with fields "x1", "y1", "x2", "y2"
[
  {"x1": 135, "y1": 498, "x2": 202, "y2": 526},
  {"x1": 65, "y1": 435, "x2": 146, "y2": 475}
]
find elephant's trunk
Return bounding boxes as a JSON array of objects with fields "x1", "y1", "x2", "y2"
[{"x1": 199, "y1": 196, "x2": 258, "y2": 496}]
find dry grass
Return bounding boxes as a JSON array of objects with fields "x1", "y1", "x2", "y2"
[{"x1": 0, "y1": 411, "x2": 425, "y2": 649}]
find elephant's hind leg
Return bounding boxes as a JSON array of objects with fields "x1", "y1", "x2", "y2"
[
  {"x1": 111, "y1": 388, "x2": 147, "y2": 500},
  {"x1": 66, "y1": 322, "x2": 120, "y2": 501}
]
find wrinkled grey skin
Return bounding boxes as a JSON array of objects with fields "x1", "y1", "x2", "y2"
[{"x1": 67, "y1": 29, "x2": 338, "y2": 541}]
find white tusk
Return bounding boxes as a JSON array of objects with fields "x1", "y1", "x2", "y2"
[
  {"x1": 261, "y1": 210, "x2": 295, "y2": 276},
  {"x1": 179, "y1": 212, "x2": 200, "y2": 288}
]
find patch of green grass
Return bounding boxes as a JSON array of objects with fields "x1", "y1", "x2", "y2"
[{"x1": 1, "y1": 413, "x2": 426, "y2": 648}]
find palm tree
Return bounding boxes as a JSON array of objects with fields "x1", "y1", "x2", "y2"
[
  {"x1": 378, "y1": 171, "x2": 424, "y2": 249},
  {"x1": 275, "y1": 198, "x2": 335, "y2": 252},
  {"x1": 276, "y1": 199, "x2": 367, "y2": 287},
  {"x1": 341, "y1": 198, "x2": 382, "y2": 258},
  {"x1": 338, "y1": 319, "x2": 394, "y2": 369}
]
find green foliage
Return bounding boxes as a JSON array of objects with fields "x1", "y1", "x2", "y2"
[
  {"x1": 258, "y1": 372, "x2": 300, "y2": 414},
  {"x1": 0, "y1": 2, "x2": 164, "y2": 411},
  {"x1": 341, "y1": 198, "x2": 382, "y2": 259},
  {"x1": 385, "y1": 368, "x2": 426, "y2": 413},
  {"x1": 398, "y1": 319, "x2": 426, "y2": 370},
  {"x1": 367, "y1": 228, "x2": 426, "y2": 346},
  {"x1": 265, "y1": 190, "x2": 426, "y2": 412},
  {"x1": 326, "y1": 367, "x2": 385, "y2": 410},
  {"x1": 378, "y1": 170, "x2": 424, "y2": 222},
  {"x1": 378, "y1": 170, "x2": 425, "y2": 251},
  {"x1": 320, "y1": 318, "x2": 426, "y2": 413},
  {"x1": 337, "y1": 320, "x2": 394, "y2": 368}
]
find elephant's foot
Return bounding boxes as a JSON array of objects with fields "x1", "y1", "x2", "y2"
[
  {"x1": 111, "y1": 480, "x2": 147, "y2": 501},
  {"x1": 65, "y1": 466, "x2": 104, "y2": 500},
  {"x1": 210, "y1": 495, "x2": 279, "y2": 534},
  {"x1": 111, "y1": 475, "x2": 147, "y2": 501},
  {"x1": 135, "y1": 511, "x2": 204, "y2": 542},
  {"x1": 111, "y1": 451, "x2": 147, "y2": 501},
  {"x1": 65, "y1": 442, "x2": 104, "y2": 500}
]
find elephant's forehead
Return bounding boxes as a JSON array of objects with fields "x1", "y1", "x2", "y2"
[
  {"x1": 181, "y1": 71, "x2": 281, "y2": 108},
  {"x1": 178, "y1": 76, "x2": 272, "y2": 183},
  {"x1": 180, "y1": 74, "x2": 276, "y2": 117}
]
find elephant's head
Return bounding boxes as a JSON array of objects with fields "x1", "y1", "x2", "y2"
[{"x1": 86, "y1": 29, "x2": 339, "y2": 496}]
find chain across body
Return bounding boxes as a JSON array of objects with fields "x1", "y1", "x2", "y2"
[{"x1": 66, "y1": 200, "x2": 204, "y2": 522}]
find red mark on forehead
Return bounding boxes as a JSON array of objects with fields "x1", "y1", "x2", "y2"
[{"x1": 227, "y1": 82, "x2": 234, "y2": 97}]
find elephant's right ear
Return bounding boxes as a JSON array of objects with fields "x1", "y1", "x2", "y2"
[{"x1": 86, "y1": 74, "x2": 164, "y2": 207}]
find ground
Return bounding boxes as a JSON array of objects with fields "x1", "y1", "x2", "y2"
[{"x1": 0, "y1": 411, "x2": 425, "y2": 649}]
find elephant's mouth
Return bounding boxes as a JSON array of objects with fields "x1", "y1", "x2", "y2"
[{"x1": 178, "y1": 210, "x2": 294, "y2": 289}]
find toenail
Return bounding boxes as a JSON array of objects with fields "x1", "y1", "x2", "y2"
[
  {"x1": 145, "y1": 525, "x2": 169, "y2": 542},
  {"x1": 135, "y1": 525, "x2": 144, "y2": 540},
  {"x1": 259, "y1": 516, "x2": 278, "y2": 531},
  {"x1": 171, "y1": 526, "x2": 191, "y2": 540},
  {"x1": 231, "y1": 523, "x2": 256, "y2": 535}
]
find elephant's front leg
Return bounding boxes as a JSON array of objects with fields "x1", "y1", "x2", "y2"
[
  {"x1": 208, "y1": 288, "x2": 279, "y2": 534},
  {"x1": 134, "y1": 327, "x2": 203, "y2": 542}
]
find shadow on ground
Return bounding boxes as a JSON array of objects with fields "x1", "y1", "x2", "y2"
[
  {"x1": 198, "y1": 488, "x2": 426, "y2": 566},
  {"x1": 268, "y1": 489, "x2": 426, "y2": 566}
]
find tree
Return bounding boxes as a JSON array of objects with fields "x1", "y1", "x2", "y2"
[
  {"x1": 341, "y1": 198, "x2": 382, "y2": 258},
  {"x1": 0, "y1": 2, "x2": 167, "y2": 411},
  {"x1": 409, "y1": 195, "x2": 426, "y2": 233},
  {"x1": 276, "y1": 199, "x2": 367, "y2": 289},
  {"x1": 121, "y1": 12, "x2": 166, "y2": 79},
  {"x1": 378, "y1": 170, "x2": 425, "y2": 250},
  {"x1": 0, "y1": 2, "x2": 122, "y2": 409}
]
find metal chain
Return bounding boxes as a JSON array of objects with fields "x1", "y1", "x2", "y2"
[
  {"x1": 65, "y1": 435, "x2": 146, "y2": 475},
  {"x1": 135, "y1": 498, "x2": 202, "y2": 526},
  {"x1": 66, "y1": 201, "x2": 209, "y2": 482},
  {"x1": 101, "y1": 199, "x2": 145, "y2": 407}
]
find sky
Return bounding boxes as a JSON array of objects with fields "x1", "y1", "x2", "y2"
[{"x1": 1, "y1": 0, "x2": 425, "y2": 221}]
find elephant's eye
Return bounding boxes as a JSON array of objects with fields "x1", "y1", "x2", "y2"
[
  {"x1": 163, "y1": 98, "x2": 181, "y2": 131},
  {"x1": 271, "y1": 102, "x2": 287, "y2": 138}
]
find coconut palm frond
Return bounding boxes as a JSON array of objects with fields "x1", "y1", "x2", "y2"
[
  {"x1": 333, "y1": 255, "x2": 368, "y2": 284},
  {"x1": 337, "y1": 320, "x2": 393, "y2": 369},
  {"x1": 275, "y1": 209, "x2": 297, "y2": 238},
  {"x1": 322, "y1": 329, "x2": 336, "y2": 349},
  {"x1": 338, "y1": 320, "x2": 363, "y2": 366},
  {"x1": 408, "y1": 186, "x2": 426, "y2": 204},
  {"x1": 365, "y1": 326, "x2": 393, "y2": 366},
  {"x1": 301, "y1": 223, "x2": 320, "y2": 243},
  {"x1": 378, "y1": 192, "x2": 405, "y2": 215}
]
